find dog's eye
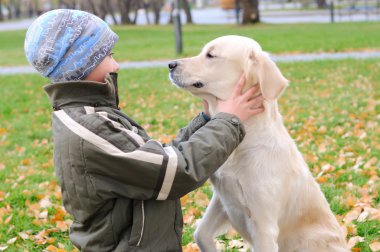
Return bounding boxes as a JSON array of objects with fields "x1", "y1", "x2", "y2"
[{"x1": 206, "y1": 52, "x2": 215, "y2": 59}]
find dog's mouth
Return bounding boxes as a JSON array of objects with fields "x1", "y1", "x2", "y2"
[
  {"x1": 169, "y1": 73, "x2": 205, "y2": 89},
  {"x1": 192, "y1": 82, "x2": 204, "y2": 88}
]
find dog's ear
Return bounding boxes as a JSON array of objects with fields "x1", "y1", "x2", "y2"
[{"x1": 247, "y1": 50, "x2": 288, "y2": 101}]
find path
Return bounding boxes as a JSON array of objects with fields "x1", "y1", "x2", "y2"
[{"x1": 1, "y1": 51, "x2": 380, "y2": 75}]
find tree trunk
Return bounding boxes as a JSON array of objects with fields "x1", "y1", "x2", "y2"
[
  {"x1": 118, "y1": 0, "x2": 133, "y2": 24},
  {"x1": 6, "y1": 4, "x2": 12, "y2": 19},
  {"x1": 150, "y1": 0, "x2": 163, "y2": 24},
  {"x1": 0, "y1": 0, "x2": 3, "y2": 21},
  {"x1": 241, "y1": 0, "x2": 260, "y2": 24},
  {"x1": 88, "y1": 0, "x2": 99, "y2": 15},
  {"x1": 100, "y1": 0, "x2": 118, "y2": 24},
  {"x1": 181, "y1": 0, "x2": 192, "y2": 24},
  {"x1": 143, "y1": 2, "x2": 150, "y2": 24},
  {"x1": 316, "y1": 0, "x2": 327, "y2": 8}
]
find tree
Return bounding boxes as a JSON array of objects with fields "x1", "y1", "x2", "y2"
[
  {"x1": 169, "y1": 0, "x2": 193, "y2": 24},
  {"x1": 150, "y1": 0, "x2": 164, "y2": 24},
  {"x1": 0, "y1": 0, "x2": 3, "y2": 21},
  {"x1": 118, "y1": 0, "x2": 132, "y2": 24},
  {"x1": 240, "y1": 0, "x2": 260, "y2": 24},
  {"x1": 316, "y1": 0, "x2": 328, "y2": 8}
]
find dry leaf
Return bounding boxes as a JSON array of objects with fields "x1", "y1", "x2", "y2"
[
  {"x1": 39, "y1": 197, "x2": 52, "y2": 209},
  {"x1": 18, "y1": 232, "x2": 29, "y2": 240},
  {"x1": 4, "y1": 215, "x2": 12, "y2": 225},
  {"x1": 182, "y1": 242, "x2": 200, "y2": 252},
  {"x1": 343, "y1": 207, "x2": 362, "y2": 224},
  {"x1": 6, "y1": 237, "x2": 17, "y2": 245},
  {"x1": 348, "y1": 236, "x2": 365, "y2": 249},
  {"x1": 370, "y1": 241, "x2": 380, "y2": 252}
]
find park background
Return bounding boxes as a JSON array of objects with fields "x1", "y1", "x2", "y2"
[{"x1": 0, "y1": 0, "x2": 379, "y2": 251}]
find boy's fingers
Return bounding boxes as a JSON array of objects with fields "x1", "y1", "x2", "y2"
[
  {"x1": 250, "y1": 107, "x2": 265, "y2": 115},
  {"x1": 247, "y1": 95, "x2": 264, "y2": 109},
  {"x1": 243, "y1": 85, "x2": 260, "y2": 100},
  {"x1": 232, "y1": 74, "x2": 246, "y2": 97}
]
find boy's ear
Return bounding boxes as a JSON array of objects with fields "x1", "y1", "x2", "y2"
[{"x1": 246, "y1": 50, "x2": 289, "y2": 101}]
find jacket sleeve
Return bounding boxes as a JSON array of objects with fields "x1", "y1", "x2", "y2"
[
  {"x1": 171, "y1": 112, "x2": 209, "y2": 147},
  {"x1": 54, "y1": 109, "x2": 245, "y2": 200}
]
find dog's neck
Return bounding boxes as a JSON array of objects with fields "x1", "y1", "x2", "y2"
[{"x1": 244, "y1": 99, "x2": 283, "y2": 130}]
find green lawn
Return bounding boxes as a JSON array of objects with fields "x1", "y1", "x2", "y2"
[
  {"x1": 1, "y1": 22, "x2": 380, "y2": 66},
  {"x1": 0, "y1": 58, "x2": 379, "y2": 251}
]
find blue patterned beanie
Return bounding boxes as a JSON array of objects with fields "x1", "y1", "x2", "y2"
[{"x1": 24, "y1": 9, "x2": 119, "y2": 82}]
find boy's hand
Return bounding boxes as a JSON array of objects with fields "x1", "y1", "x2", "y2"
[{"x1": 216, "y1": 74, "x2": 264, "y2": 122}]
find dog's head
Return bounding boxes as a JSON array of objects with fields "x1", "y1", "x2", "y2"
[{"x1": 169, "y1": 35, "x2": 288, "y2": 111}]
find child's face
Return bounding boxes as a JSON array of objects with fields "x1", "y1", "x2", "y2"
[{"x1": 85, "y1": 53, "x2": 120, "y2": 82}]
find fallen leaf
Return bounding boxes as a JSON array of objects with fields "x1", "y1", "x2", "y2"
[
  {"x1": 343, "y1": 207, "x2": 362, "y2": 224},
  {"x1": 182, "y1": 242, "x2": 200, "y2": 252},
  {"x1": 370, "y1": 241, "x2": 380, "y2": 252},
  {"x1": 45, "y1": 245, "x2": 58, "y2": 251},
  {"x1": 18, "y1": 232, "x2": 29, "y2": 240},
  {"x1": 39, "y1": 197, "x2": 52, "y2": 209},
  {"x1": 6, "y1": 237, "x2": 17, "y2": 244},
  {"x1": 348, "y1": 236, "x2": 365, "y2": 249},
  {"x1": 4, "y1": 215, "x2": 12, "y2": 225}
]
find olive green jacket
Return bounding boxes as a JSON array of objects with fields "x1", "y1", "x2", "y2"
[{"x1": 44, "y1": 73, "x2": 245, "y2": 252}]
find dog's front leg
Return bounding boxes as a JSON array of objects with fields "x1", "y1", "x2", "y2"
[
  {"x1": 195, "y1": 193, "x2": 230, "y2": 252},
  {"x1": 249, "y1": 216, "x2": 279, "y2": 252}
]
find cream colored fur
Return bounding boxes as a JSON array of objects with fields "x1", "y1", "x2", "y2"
[{"x1": 169, "y1": 35, "x2": 348, "y2": 252}]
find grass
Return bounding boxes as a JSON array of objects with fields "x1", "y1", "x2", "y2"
[
  {"x1": 0, "y1": 58, "x2": 379, "y2": 251},
  {"x1": 1, "y1": 22, "x2": 380, "y2": 66}
]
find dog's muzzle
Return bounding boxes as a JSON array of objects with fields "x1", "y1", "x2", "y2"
[{"x1": 168, "y1": 61, "x2": 205, "y2": 89}]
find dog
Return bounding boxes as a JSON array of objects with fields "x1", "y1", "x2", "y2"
[{"x1": 169, "y1": 35, "x2": 348, "y2": 252}]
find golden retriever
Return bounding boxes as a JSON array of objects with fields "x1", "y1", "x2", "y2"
[{"x1": 169, "y1": 35, "x2": 348, "y2": 252}]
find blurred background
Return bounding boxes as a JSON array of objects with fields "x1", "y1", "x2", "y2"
[
  {"x1": 0, "y1": 1, "x2": 379, "y2": 252},
  {"x1": 0, "y1": 0, "x2": 379, "y2": 28}
]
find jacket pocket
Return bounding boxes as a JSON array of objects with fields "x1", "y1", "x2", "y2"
[{"x1": 128, "y1": 200, "x2": 145, "y2": 247}]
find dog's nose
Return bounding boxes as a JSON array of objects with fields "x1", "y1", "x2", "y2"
[{"x1": 168, "y1": 61, "x2": 178, "y2": 71}]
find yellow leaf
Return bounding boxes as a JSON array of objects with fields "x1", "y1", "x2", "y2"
[
  {"x1": 6, "y1": 237, "x2": 17, "y2": 244},
  {"x1": 0, "y1": 128, "x2": 7, "y2": 135},
  {"x1": 46, "y1": 238, "x2": 56, "y2": 244},
  {"x1": 18, "y1": 232, "x2": 29, "y2": 240},
  {"x1": 370, "y1": 241, "x2": 380, "y2": 252},
  {"x1": 45, "y1": 245, "x2": 58, "y2": 251},
  {"x1": 348, "y1": 236, "x2": 365, "y2": 249},
  {"x1": 316, "y1": 176, "x2": 328, "y2": 183},
  {"x1": 182, "y1": 242, "x2": 200, "y2": 252},
  {"x1": 0, "y1": 245, "x2": 8, "y2": 251},
  {"x1": 21, "y1": 159, "x2": 31, "y2": 166},
  {"x1": 4, "y1": 215, "x2": 12, "y2": 225},
  {"x1": 180, "y1": 195, "x2": 189, "y2": 205},
  {"x1": 56, "y1": 221, "x2": 68, "y2": 232},
  {"x1": 193, "y1": 190, "x2": 209, "y2": 208}
]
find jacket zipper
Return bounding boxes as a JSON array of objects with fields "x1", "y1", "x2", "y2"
[{"x1": 136, "y1": 200, "x2": 145, "y2": 246}]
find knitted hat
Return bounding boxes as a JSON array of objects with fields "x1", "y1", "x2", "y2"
[{"x1": 24, "y1": 9, "x2": 119, "y2": 82}]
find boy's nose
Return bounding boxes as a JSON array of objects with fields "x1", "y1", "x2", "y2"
[
  {"x1": 168, "y1": 61, "x2": 178, "y2": 71},
  {"x1": 115, "y1": 62, "x2": 120, "y2": 72}
]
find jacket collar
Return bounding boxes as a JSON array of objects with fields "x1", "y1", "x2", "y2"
[{"x1": 44, "y1": 73, "x2": 120, "y2": 110}]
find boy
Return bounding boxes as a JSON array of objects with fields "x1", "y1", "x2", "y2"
[{"x1": 25, "y1": 9, "x2": 264, "y2": 251}]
